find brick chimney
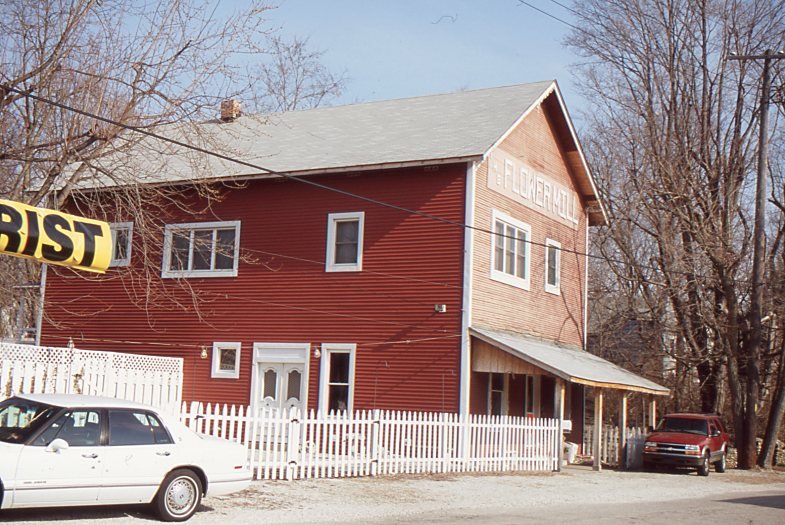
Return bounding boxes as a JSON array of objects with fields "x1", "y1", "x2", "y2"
[{"x1": 220, "y1": 99, "x2": 242, "y2": 121}]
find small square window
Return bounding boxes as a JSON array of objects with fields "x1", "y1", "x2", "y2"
[
  {"x1": 545, "y1": 239, "x2": 561, "y2": 295},
  {"x1": 211, "y1": 342, "x2": 241, "y2": 379},
  {"x1": 110, "y1": 222, "x2": 133, "y2": 267},
  {"x1": 326, "y1": 212, "x2": 364, "y2": 272}
]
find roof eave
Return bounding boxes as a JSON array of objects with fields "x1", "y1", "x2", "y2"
[{"x1": 469, "y1": 327, "x2": 670, "y2": 396}]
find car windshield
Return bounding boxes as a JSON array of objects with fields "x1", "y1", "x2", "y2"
[
  {"x1": 0, "y1": 397, "x2": 59, "y2": 444},
  {"x1": 656, "y1": 417, "x2": 709, "y2": 435}
]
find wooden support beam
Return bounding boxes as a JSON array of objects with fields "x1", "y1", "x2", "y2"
[
  {"x1": 556, "y1": 379, "x2": 566, "y2": 471},
  {"x1": 592, "y1": 388, "x2": 603, "y2": 472},
  {"x1": 649, "y1": 397, "x2": 657, "y2": 430},
  {"x1": 619, "y1": 393, "x2": 628, "y2": 470}
]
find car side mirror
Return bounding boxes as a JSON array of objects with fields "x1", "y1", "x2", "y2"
[
  {"x1": 711, "y1": 429, "x2": 721, "y2": 437},
  {"x1": 46, "y1": 438, "x2": 70, "y2": 453}
]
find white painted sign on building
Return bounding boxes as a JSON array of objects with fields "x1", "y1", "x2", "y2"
[{"x1": 487, "y1": 150, "x2": 580, "y2": 229}]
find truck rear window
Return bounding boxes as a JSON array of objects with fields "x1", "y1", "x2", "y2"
[{"x1": 656, "y1": 417, "x2": 708, "y2": 435}]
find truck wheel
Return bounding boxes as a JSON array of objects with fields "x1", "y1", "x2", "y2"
[
  {"x1": 697, "y1": 451, "x2": 710, "y2": 476},
  {"x1": 715, "y1": 451, "x2": 726, "y2": 473},
  {"x1": 154, "y1": 468, "x2": 202, "y2": 522}
]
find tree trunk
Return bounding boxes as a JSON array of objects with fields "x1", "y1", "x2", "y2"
[{"x1": 758, "y1": 336, "x2": 785, "y2": 468}]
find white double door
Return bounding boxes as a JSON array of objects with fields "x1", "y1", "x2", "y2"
[{"x1": 252, "y1": 343, "x2": 308, "y2": 412}]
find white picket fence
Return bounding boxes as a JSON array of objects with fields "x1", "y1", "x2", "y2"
[
  {"x1": 181, "y1": 403, "x2": 561, "y2": 480},
  {"x1": 583, "y1": 424, "x2": 646, "y2": 468},
  {"x1": 0, "y1": 342, "x2": 183, "y2": 414}
]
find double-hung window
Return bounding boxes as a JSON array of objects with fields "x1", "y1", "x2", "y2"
[
  {"x1": 319, "y1": 343, "x2": 356, "y2": 413},
  {"x1": 109, "y1": 222, "x2": 133, "y2": 267},
  {"x1": 490, "y1": 210, "x2": 531, "y2": 290},
  {"x1": 162, "y1": 221, "x2": 240, "y2": 278},
  {"x1": 326, "y1": 212, "x2": 364, "y2": 272},
  {"x1": 545, "y1": 238, "x2": 561, "y2": 295}
]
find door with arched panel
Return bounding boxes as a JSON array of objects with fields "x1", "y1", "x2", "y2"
[
  {"x1": 256, "y1": 363, "x2": 305, "y2": 412},
  {"x1": 251, "y1": 343, "x2": 309, "y2": 415}
]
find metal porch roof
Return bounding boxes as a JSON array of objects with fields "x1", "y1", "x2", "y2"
[{"x1": 470, "y1": 326, "x2": 669, "y2": 396}]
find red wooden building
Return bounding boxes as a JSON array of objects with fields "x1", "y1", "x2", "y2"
[{"x1": 40, "y1": 82, "x2": 668, "y2": 443}]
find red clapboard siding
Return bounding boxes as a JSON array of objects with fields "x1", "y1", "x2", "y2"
[{"x1": 41, "y1": 164, "x2": 467, "y2": 412}]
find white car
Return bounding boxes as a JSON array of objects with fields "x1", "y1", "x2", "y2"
[{"x1": 0, "y1": 393, "x2": 251, "y2": 521}]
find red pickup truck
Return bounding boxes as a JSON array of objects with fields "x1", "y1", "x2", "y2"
[{"x1": 643, "y1": 413, "x2": 730, "y2": 476}]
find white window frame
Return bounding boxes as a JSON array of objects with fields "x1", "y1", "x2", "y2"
[
  {"x1": 161, "y1": 221, "x2": 240, "y2": 278},
  {"x1": 545, "y1": 238, "x2": 561, "y2": 295},
  {"x1": 109, "y1": 222, "x2": 133, "y2": 267},
  {"x1": 318, "y1": 343, "x2": 357, "y2": 413},
  {"x1": 211, "y1": 342, "x2": 241, "y2": 379},
  {"x1": 325, "y1": 212, "x2": 364, "y2": 272},
  {"x1": 490, "y1": 209, "x2": 531, "y2": 290}
]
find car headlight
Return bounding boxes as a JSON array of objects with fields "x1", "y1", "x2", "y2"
[
  {"x1": 644, "y1": 441, "x2": 657, "y2": 452},
  {"x1": 684, "y1": 444, "x2": 701, "y2": 455}
]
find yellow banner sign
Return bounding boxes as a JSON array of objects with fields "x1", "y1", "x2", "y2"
[{"x1": 0, "y1": 199, "x2": 111, "y2": 273}]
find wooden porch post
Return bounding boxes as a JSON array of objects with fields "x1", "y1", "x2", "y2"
[
  {"x1": 592, "y1": 388, "x2": 603, "y2": 472},
  {"x1": 648, "y1": 396, "x2": 657, "y2": 430},
  {"x1": 556, "y1": 379, "x2": 566, "y2": 472},
  {"x1": 619, "y1": 393, "x2": 628, "y2": 470}
]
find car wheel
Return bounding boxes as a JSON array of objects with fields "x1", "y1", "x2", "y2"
[
  {"x1": 697, "y1": 451, "x2": 710, "y2": 477},
  {"x1": 154, "y1": 468, "x2": 203, "y2": 522},
  {"x1": 715, "y1": 451, "x2": 727, "y2": 473}
]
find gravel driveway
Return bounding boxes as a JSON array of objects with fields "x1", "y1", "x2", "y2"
[{"x1": 3, "y1": 466, "x2": 785, "y2": 524}]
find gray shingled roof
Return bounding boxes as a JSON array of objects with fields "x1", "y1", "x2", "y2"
[
  {"x1": 470, "y1": 326, "x2": 670, "y2": 395},
  {"x1": 77, "y1": 81, "x2": 558, "y2": 187}
]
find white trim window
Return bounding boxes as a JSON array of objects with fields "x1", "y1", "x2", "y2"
[
  {"x1": 490, "y1": 210, "x2": 531, "y2": 290},
  {"x1": 319, "y1": 343, "x2": 356, "y2": 413},
  {"x1": 326, "y1": 212, "x2": 364, "y2": 272},
  {"x1": 211, "y1": 342, "x2": 241, "y2": 379},
  {"x1": 109, "y1": 222, "x2": 133, "y2": 267},
  {"x1": 545, "y1": 238, "x2": 561, "y2": 295},
  {"x1": 162, "y1": 221, "x2": 240, "y2": 278}
]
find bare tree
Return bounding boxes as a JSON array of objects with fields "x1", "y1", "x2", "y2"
[
  {"x1": 253, "y1": 34, "x2": 346, "y2": 112},
  {"x1": 568, "y1": 0, "x2": 785, "y2": 468},
  {"x1": 0, "y1": 0, "x2": 344, "y2": 340}
]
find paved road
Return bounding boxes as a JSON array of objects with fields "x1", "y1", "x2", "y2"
[
  {"x1": 2, "y1": 467, "x2": 784, "y2": 524},
  {"x1": 364, "y1": 490, "x2": 785, "y2": 524}
]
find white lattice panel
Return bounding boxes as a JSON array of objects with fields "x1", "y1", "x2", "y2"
[{"x1": 1, "y1": 342, "x2": 183, "y2": 413}]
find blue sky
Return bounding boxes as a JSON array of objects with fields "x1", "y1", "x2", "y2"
[{"x1": 252, "y1": 1, "x2": 584, "y2": 115}]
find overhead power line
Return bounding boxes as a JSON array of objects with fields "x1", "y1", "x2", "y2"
[
  {"x1": 4, "y1": 84, "x2": 593, "y2": 260},
  {"x1": 518, "y1": 0, "x2": 578, "y2": 30},
  {"x1": 2, "y1": 84, "x2": 759, "y2": 287}
]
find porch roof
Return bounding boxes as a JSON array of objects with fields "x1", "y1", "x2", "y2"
[{"x1": 470, "y1": 326, "x2": 670, "y2": 396}]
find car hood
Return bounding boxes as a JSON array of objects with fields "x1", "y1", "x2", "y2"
[{"x1": 646, "y1": 431, "x2": 707, "y2": 445}]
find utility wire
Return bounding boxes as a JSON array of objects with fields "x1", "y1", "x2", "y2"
[
  {"x1": 547, "y1": 0, "x2": 579, "y2": 16},
  {"x1": 43, "y1": 332, "x2": 462, "y2": 349},
  {"x1": 1, "y1": 84, "x2": 608, "y2": 263},
  {"x1": 518, "y1": 1, "x2": 578, "y2": 30},
  {"x1": 3, "y1": 85, "x2": 759, "y2": 287}
]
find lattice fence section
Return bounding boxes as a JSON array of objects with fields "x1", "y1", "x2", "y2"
[
  {"x1": 583, "y1": 424, "x2": 646, "y2": 468},
  {"x1": 181, "y1": 403, "x2": 561, "y2": 480},
  {"x1": 0, "y1": 342, "x2": 183, "y2": 413}
]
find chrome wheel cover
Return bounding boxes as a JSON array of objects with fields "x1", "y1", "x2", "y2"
[{"x1": 166, "y1": 476, "x2": 198, "y2": 516}]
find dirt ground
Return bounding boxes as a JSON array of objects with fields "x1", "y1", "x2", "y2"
[{"x1": 3, "y1": 466, "x2": 785, "y2": 524}]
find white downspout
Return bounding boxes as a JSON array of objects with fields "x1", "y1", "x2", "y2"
[{"x1": 459, "y1": 161, "x2": 476, "y2": 417}]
